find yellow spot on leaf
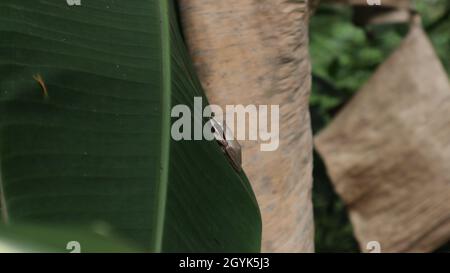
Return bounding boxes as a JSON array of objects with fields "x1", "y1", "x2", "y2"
[{"x1": 33, "y1": 74, "x2": 48, "y2": 99}]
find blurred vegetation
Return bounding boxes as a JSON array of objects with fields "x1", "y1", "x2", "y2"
[{"x1": 310, "y1": 0, "x2": 450, "y2": 252}]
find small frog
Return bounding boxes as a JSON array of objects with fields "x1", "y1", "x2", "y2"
[{"x1": 209, "y1": 117, "x2": 242, "y2": 172}]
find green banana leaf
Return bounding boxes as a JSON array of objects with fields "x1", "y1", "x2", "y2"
[
  {"x1": 0, "y1": 224, "x2": 136, "y2": 253},
  {"x1": 0, "y1": 0, "x2": 261, "y2": 252}
]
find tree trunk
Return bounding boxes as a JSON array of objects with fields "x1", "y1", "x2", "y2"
[{"x1": 179, "y1": 0, "x2": 315, "y2": 252}]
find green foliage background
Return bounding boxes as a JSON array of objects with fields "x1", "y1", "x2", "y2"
[{"x1": 310, "y1": 0, "x2": 450, "y2": 252}]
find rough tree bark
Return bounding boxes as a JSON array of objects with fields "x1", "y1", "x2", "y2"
[{"x1": 179, "y1": 0, "x2": 315, "y2": 252}]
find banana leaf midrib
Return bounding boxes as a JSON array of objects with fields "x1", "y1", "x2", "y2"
[{"x1": 153, "y1": 0, "x2": 171, "y2": 252}]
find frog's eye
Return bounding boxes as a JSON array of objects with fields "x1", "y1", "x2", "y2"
[{"x1": 209, "y1": 117, "x2": 224, "y2": 141}]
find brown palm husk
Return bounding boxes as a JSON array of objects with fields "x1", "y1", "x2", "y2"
[
  {"x1": 322, "y1": 0, "x2": 411, "y2": 8},
  {"x1": 315, "y1": 19, "x2": 450, "y2": 253},
  {"x1": 322, "y1": 0, "x2": 412, "y2": 25}
]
